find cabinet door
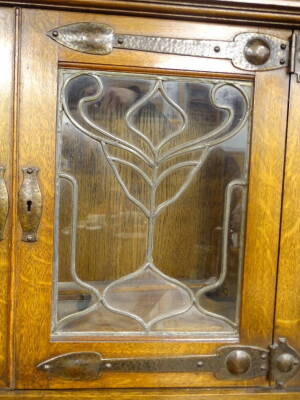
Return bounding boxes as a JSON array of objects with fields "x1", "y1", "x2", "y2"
[
  {"x1": 15, "y1": 8, "x2": 290, "y2": 389},
  {"x1": 0, "y1": 7, "x2": 15, "y2": 388}
]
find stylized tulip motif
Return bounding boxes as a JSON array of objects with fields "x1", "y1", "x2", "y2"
[{"x1": 56, "y1": 73, "x2": 250, "y2": 334}]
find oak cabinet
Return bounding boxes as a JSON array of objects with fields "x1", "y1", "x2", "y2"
[{"x1": 0, "y1": 2, "x2": 300, "y2": 399}]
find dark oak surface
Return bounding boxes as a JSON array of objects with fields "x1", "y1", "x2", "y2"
[{"x1": 2, "y1": 0, "x2": 300, "y2": 26}]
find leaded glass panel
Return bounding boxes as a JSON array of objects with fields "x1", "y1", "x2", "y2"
[{"x1": 51, "y1": 70, "x2": 252, "y2": 340}]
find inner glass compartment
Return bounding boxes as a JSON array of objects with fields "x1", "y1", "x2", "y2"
[{"x1": 51, "y1": 69, "x2": 252, "y2": 339}]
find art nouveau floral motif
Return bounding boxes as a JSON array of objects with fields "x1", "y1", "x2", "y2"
[{"x1": 54, "y1": 72, "x2": 250, "y2": 334}]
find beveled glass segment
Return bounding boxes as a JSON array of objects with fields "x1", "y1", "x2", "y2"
[{"x1": 52, "y1": 69, "x2": 252, "y2": 339}]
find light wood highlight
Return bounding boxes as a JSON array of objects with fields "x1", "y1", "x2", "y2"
[
  {"x1": 0, "y1": 389, "x2": 300, "y2": 399},
  {"x1": 240, "y1": 67, "x2": 290, "y2": 347},
  {"x1": 0, "y1": 7, "x2": 15, "y2": 388},
  {"x1": 274, "y1": 68, "x2": 300, "y2": 387}
]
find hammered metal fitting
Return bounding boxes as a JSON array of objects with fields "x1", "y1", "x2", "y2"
[
  {"x1": 270, "y1": 337, "x2": 300, "y2": 386},
  {"x1": 47, "y1": 22, "x2": 114, "y2": 55},
  {"x1": 18, "y1": 166, "x2": 42, "y2": 242},
  {"x1": 37, "y1": 345, "x2": 269, "y2": 381},
  {"x1": 46, "y1": 22, "x2": 289, "y2": 72},
  {"x1": 225, "y1": 350, "x2": 251, "y2": 375},
  {"x1": 244, "y1": 38, "x2": 271, "y2": 65}
]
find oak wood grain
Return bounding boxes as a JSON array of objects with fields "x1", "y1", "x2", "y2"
[
  {"x1": 240, "y1": 67, "x2": 290, "y2": 347},
  {"x1": 15, "y1": 8, "x2": 291, "y2": 390},
  {"x1": 274, "y1": 68, "x2": 300, "y2": 386},
  {"x1": 2, "y1": 0, "x2": 300, "y2": 27},
  {"x1": 0, "y1": 389, "x2": 300, "y2": 399},
  {"x1": 0, "y1": 7, "x2": 15, "y2": 388}
]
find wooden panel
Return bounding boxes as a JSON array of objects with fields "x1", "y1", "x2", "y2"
[
  {"x1": 0, "y1": 7, "x2": 15, "y2": 388},
  {"x1": 15, "y1": 8, "x2": 290, "y2": 389},
  {"x1": 240, "y1": 67, "x2": 289, "y2": 347},
  {"x1": 274, "y1": 65, "x2": 300, "y2": 386},
  {"x1": 0, "y1": 389, "x2": 299, "y2": 399},
  {"x1": 2, "y1": 0, "x2": 300, "y2": 27}
]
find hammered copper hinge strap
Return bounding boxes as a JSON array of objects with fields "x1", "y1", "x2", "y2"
[
  {"x1": 37, "y1": 338, "x2": 300, "y2": 385},
  {"x1": 46, "y1": 22, "x2": 289, "y2": 72}
]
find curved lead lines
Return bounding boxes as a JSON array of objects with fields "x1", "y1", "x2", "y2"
[
  {"x1": 159, "y1": 82, "x2": 250, "y2": 163},
  {"x1": 102, "y1": 261, "x2": 195, "y2": 331},
  {"x1": 125, "y1": 79, "x2": 188, "y2": 154},
  {"x1": 58, "y1": 73, "x2": 251, "y2": 333},
  {"x1": 155, "y1": 148, "x2": 210, "y2": 217},
  {"x1": 56, "y1": 173, "x2": 102, "y2": 330},
  {"x1": 109, "y1": 157, "x2": 153, "y2": 187},
  {"x1": 102, "y1": 142, "x2": 150, "y2": 218},
  {"x1": 62, "y1": 74, "x2": 154, "y2": 167},
  {"x1": 194, "y1": 179, "x2": 247, "y2": 328}
]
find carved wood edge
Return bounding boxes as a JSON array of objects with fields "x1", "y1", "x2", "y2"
[{"x1": 2, "y1": 0, "x2": 300, "y2": 27}]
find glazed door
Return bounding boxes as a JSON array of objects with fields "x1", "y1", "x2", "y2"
[{"x1": 15, "y1": 8, "x2": 290, "y2": 389}]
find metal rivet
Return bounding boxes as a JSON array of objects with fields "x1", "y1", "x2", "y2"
[
  {"x1": 226, "y1": 350, "x2": 251, "y2": 375},
  {"x1": 279, "y1": 337, "x2": 287, "y2": 344},
  {"x1": 280, "y1": 58, "x2": 286, "y2": 65},
  {"x1": 52, "y1": 30, "x2": 59, "y2": 37},
  {"x1": 118, "y1": 36, "x2": 124, "y2": 44},
  {"x1": 280, "y1": 43, "x2": 287, "y2": 50},
  {"x1": 105, "y1": 362, "x2": 112, "y2": 368},
  {"x1": 261, "y1": 353, "x2": 268, "y2": 360},
  {"x1": 277, "y1": 381, "x2": 285, "y2": 388},
  {"x1": 276, "y1": 353, "x2": 295, "y2": 373},
  {"x1": 197, "y1": 361, "x2": 204, "y2": 367},
  {"x1": 260, "y1": 364, "x2": 268, "y2": 371},
  {"x1": 214, "y1": 46, "x2": 220, "y2": 53},
  {"x1": 244, "y1": 38, "x2": 271, "y2": 66},
  {"x1": 27, "y1": 168, "x2": 33, "y2": 174}
]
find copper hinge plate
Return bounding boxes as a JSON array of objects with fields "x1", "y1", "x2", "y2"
[
  {"x1": 37, "y1": 338, "x2": 299, "y2": 385},
  {"x1": 46, "y1": 22, "x2": 289, "y2": 72}
]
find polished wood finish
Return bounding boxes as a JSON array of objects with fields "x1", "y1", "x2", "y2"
[
  {"x1": 240, "y1": 67, "x2": 289, "y2": 347},
  {"x1": 2, "y1": 0, "x2": 300, "y2": 27},
  {"x1": 0, "y1": 7, "x2": 15, "y2": 389},
  {"x1": 13, "y1": 8, "x2": 291, "y2": 390},
  {"x1": 274, "y1": 67, "x2": 300, "y2": 386},
  {"x1": 0, "y1": 389, "x2": 300, "y2": 399}
]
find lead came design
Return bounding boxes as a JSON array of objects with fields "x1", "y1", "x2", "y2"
[{"x1": 52, "y1": 70, "x2": 251, "y2": 338}]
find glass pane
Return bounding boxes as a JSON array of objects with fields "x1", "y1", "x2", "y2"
[{"x1": 52, "y1": 70, "x2": 252, "y2": 340}]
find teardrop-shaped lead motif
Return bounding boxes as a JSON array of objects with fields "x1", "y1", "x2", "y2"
[
  {"x1": 47, "y1": 22, "x2": 114, "y2": 55},
  {"x1": 37, "y1": 352, "x2": 102, "y2": 380}
]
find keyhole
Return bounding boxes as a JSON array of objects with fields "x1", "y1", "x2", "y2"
[{"x1": 27, "y1": 200, "x2": 32, "y2": 212}]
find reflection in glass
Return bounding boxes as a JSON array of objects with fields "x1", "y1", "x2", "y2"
[{"x1": 52, "y1": 70, "x2": 252, "y2": 339}]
